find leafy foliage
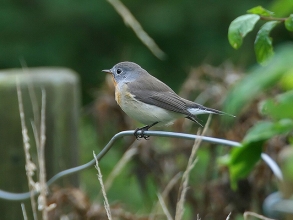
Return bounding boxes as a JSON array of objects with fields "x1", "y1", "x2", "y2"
[
  {"x1": 285, "y1": 14, "x2": 293, "y2": 31},
  {"x1": 280, "y1": 69, "x2": 293, "y2": 90},
  {"x1": 254, "y1": 21, "x2": 279, "y2": 64},
  {"x1": 228, "y1": 119, "x2": 293, "y2": 189},
  {"x1": 224, "y1": 44, "x2": 293, "y2": 115},
  {"x1": 259, "y1": 90, "x2": 293, "y2": 119},
  {"x1": 224, "y1": 44, "x2": 293, "y2": 189},
  {"x1": 247, "y1": 6, "x2": 274, "y2": 17},
  {"x1": 228, "y1": 14, "x2": 260, "y2": 49},
  {"x1": 228, "y1": 5, "x2": 293, "y2": 64}
]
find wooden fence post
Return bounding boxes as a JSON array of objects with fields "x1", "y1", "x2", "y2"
[{"x1": 0, "y1": 68, "x2": 80, "y2": 219}]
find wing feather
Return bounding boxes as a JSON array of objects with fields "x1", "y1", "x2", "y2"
[{"x1": 127, "y1": 74, "x2": 193, "y2": 117}]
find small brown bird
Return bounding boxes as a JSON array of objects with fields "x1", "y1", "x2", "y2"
[{"x1": 103, "y1": 62, "x2": 234, "y2": 139}]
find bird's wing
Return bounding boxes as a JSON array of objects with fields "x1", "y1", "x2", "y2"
[
  {"x1": 143, "y1": 91, "x2": 192, "y2": 115},
  {"x1": 127, "y1": 74, "x2": 193, "y2": 116}
]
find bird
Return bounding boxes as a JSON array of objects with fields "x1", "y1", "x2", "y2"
[{"x1": 102, "y1": 62, "x2": 234, "y2": 139}]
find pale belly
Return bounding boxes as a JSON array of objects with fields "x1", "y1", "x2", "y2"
[{"x1": 115, "y1": 84, "x2": 182, "y2": 126}]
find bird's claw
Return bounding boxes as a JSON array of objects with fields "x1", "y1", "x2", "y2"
[
  {"x1": 133, "y1": 122, "x2": 158, "y2": 140},
  {"x1": 134, "y1": 127, "x2": 149, "y2": 140}
]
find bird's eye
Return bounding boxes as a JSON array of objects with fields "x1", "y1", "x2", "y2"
[{"x1": 116, "y1": 68, "x2": 122, "y2": 74}]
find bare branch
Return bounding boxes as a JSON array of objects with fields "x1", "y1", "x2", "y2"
[
  {"x1": 244, "y1": 211, "x2": 276, "y2": 220},
  {"x1": 106, "y1": 0, "x2": 166, "y2": 59},
  {"x1": 157, "y1": 193, "x2": 173, "y2": 220}
]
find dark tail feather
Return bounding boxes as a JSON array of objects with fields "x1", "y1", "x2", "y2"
[
  {"x1": 186, "y1": 116, "x2": 203, "y2": 127},
  {"x1": 203, "y1": 106, "x2": 236, "y2": 117}
]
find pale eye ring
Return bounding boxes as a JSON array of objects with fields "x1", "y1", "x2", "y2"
[{"x1": 116, "y1": 68, "x2": 122, "y2": 74}]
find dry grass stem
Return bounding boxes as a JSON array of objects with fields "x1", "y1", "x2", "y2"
[
  {"x1": 21, "y1": 203, "x2": 28, "y2": 220},
  {"x1": 103, "y1": 140, "x2": 140, "y2": 193},
  {"x1": 161, "y1": 172, "x2": 183, "y2": 199},
  {"x1": 157, "y1": 193, "x2": 173, "y2": 220},
  {"x1": 17, "y1": 80, "x2": 38, "y2": 220},
  {"x1": 20, "y1": 59, "x2": 40, "y2": 135},
  {"x1": 18, "y1": 74, "x2": 50, "y2": 219},
  {"x1": 93, "y1": 151, "x2": 112, "y2": 220},
  {"x1": 174, "y1": 143, "x2": 198, "y2": 220},
  {"x1": 175, "y1": 115, "x2": 212, "y2": 220},
  {"x1": 36, "y1": 89, "x2": 48, "y2": 219},
  {"x1": 149, "y1": 172, "x2": 182, "y2": 220},
  {"x1": 243, "y1": 211, "x2": 276, "y2": 220},
  {"x1": 106, "y1": 0, "x2": 166, "y2": 59}
]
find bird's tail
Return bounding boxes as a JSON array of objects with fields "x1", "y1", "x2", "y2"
[{"x1": 183, "y1": 98, "x2": 235, "y2": 117}]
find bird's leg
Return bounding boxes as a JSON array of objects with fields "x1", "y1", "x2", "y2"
[
  {"x1": 134, "y1": 125, "x2": 149, "y2": 139},
  {"x1": 134, "y1": 122, "x2": 158, "y2": 139}
]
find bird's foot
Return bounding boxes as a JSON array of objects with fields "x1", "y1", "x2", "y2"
[
  {"x1": 133, "y1": 122, "x2": 158, "y2": 140},
  {"x1": 134, "y1": 126, "x2": 150, "y2": 140}
]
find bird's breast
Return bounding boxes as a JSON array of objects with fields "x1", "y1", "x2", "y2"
[
  {"x1": 114, "y1": 82, "x2": 182, "y2": 125},
  {"x1": 114, "y1": 83, "x2": 132, "y2": 106},
  {"x1": 115, "y1": 88, "x2": 121, "y2": 106},
  {"x1": 111, "y1": 75, "x2": 117, "y2": 87}
]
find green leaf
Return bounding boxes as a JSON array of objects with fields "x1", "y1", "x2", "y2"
[
  {"x1": 228, "y1": 140, "x2": 263, "y2": 190},
  {"x1": 259, "y1": 90, "x2": 293, "y2": 119},
  {"x1": 247, "y1": 6, "x2": 274, "y2": 17},
  {"x1": 279, "y1": 69, "x2": 293, "y2": 90},
  {"x1": 254, "y1": 21, "x2": 279, "y2": 64},
  {"x1": 285, "y1": 14, "x2": 293, "y2": 31},
  {"x1": 228, "y1": 119, "x2": 293, "y2": 189},
  {"x1": 244, "y1": 119, "x2": 293, "y2": 143},
  {"x1": 228, "y1": 14, "x2": 260, "y2": 49}
]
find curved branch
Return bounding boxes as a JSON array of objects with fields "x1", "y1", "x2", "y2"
[{"x1": 0, "y1": 130, "x2": 282, "y2": 201}]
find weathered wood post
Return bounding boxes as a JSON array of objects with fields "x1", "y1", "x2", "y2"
[{"x1": 0, "y1": 68, "x2": 80, "y2": 219}]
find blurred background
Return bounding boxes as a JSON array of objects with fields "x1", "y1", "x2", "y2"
[
  {"x1": 2, "y1": 0, "x2": 285, "y2": 103},
  {"x1": 0, "y1": 0, "x2": 293, "y2": 219}
]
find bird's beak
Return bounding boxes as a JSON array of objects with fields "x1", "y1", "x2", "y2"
[{"x1": 102, "y1": 69, "x2": 112, "y2": 74}]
